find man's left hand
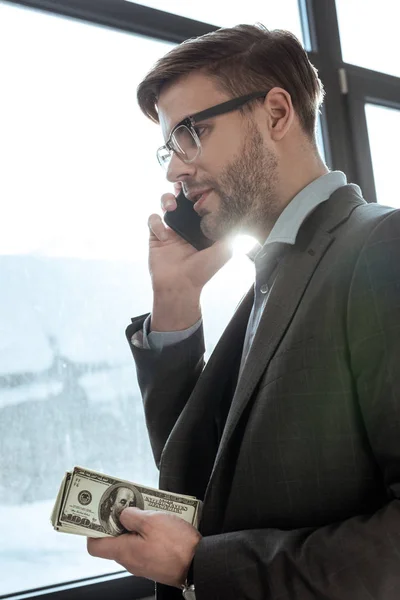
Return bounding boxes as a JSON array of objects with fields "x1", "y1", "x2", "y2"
[{"x1": 87, "y1": 508, "x2": 202, "y2": 587}]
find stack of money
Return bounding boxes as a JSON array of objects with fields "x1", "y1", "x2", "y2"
[{"x1": 51, "y1": 466, "x2": 202, "y2": 538}]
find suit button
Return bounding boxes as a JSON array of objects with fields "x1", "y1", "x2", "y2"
[{"x1": 260, "y1": 283, "x2": 269, "y2": 294}]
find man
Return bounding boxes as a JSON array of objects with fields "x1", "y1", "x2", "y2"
[
  {"x1": 100, "y1": 486, "x2": 136, "y2": 535},
  {"x1": 88, "y1": 24, "x2": 400, "y2": 599}
]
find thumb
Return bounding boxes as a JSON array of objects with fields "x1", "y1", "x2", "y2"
[{"x1": 119, "y1": 507, "x2": 147, "y2": 534}]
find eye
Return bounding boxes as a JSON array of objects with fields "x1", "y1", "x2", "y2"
[{"x1": 193, "y1": 126, "x2": 206, "y2": 138}]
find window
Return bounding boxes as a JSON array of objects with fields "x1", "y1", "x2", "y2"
[
  {"x1": 5, "y1": 0, "x2": 396, "y2": 596},
  {"x1": 0, "y1": 2, "x2": 254, "y2": 595},
  {"x1": 365, "y1": 104, "x2": 400, "y2": 207},
  {"x1": 131, "y1": 0, "x2": 304, "y2": 44},
  {"x1": 335, "y1": 0, "x2": 400, "y2": 78}
]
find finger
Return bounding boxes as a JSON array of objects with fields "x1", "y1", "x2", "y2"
[
  {"x1": 161, "y1": 192, "x2": 177, "y2": 213},
  {"x1": 148, "y1": 213, "x2": 168, "y2": 242},
  {"x1": 87, "y1": 535, "x2": 123, "y2": 561},
  {"x1": 119, "y1": 507, "x2": 151, "y2": 535},
  {"x1": 173, "y1": 182, "x2": 182, "y2": 196}
]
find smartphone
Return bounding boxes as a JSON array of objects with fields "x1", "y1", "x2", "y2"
[
  {"x1": 164, "y1": 191, "x2": 258, "y2": 261},
  {"x1": 164, "y1": 190, "x2": 214, "y2": 251}
]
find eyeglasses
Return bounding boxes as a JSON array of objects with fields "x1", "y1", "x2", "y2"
[{"x1": 156, "y1": 90, "x2": 269, "y2": 170}]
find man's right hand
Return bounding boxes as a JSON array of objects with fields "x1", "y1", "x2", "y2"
[{"x1": 147, "y1": 189, "x2": 232, "y2": 332}]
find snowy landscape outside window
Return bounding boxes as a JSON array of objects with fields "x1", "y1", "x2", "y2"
[{"x1": 0, "y1": 2, "x2": 255, "y2": 594}]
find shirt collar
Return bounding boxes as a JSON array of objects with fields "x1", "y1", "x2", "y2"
[{"x1": 264, "y1": 171, "x2": 353, "y2": 247}]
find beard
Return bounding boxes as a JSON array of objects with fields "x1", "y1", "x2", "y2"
[{"x1": 199, "y1": 121, "x2": 280, "y2": 242}]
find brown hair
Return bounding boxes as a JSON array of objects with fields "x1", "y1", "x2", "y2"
[{"x1": 137, "y1": 23, "x2": 324, "y2": 139}]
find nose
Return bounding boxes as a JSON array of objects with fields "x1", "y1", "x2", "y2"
[{"x1": 166, "y1": 152, "x2": 196, "y2": 184}]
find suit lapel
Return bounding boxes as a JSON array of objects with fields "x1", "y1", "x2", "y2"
[
  {"x1": 216, "y1": 229, "x2": 333, "y2": 458},
  {"x1": 200, "y1": 186, "x2": 366, "y2": 529}
]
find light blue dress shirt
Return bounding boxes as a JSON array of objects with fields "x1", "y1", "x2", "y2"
[{"x1": 132, "y1": 172, "x2": 358, "y2": 353}]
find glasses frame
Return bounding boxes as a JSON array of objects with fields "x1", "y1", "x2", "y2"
[{"x1": 156, "y1": 90, "x2": 269, "y2": 169}]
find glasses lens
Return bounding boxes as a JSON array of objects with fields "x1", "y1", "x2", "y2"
[
  {"x1": 157, "y1": 146, "x2": 172, "y2": 169},
  {"x1": 171, "y1": 125, "x2": 200, "y2": 162}
]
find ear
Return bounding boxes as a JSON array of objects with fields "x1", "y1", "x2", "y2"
[{"x1": 263, "y1": 87, "x2": 294, "y2": 141}]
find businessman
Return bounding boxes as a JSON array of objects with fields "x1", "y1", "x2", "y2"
[{"x1": 88, "y1": 24, "x2": 400, "y2": 599}]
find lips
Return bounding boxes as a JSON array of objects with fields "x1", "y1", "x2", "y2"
[
  {"x1": 185, "y1": 188, "x2": 212, "y2": 202},
  {"x1": 193, "y1": 189, "x2": 212, "y2": 212}
]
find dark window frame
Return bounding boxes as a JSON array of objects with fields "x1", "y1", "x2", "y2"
[
  {"x1": 344, "y1": 65, "x2": 400, "y2": 203},
  {"x1": 0, "y1": 572, "x2": 154, "y2": 600},
  {"x1": 1, "y1": 0, "x2": 399, "y2": 598}
]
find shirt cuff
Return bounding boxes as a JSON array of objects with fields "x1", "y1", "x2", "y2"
[
  {"x1": 147, "y1": 315, "x2": 203, "y2": 350},
  {"x1": 130, "y1": 315, "x2": 203, "y2": 351}
]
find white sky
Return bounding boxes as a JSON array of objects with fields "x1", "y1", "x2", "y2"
[
  {"x1": 0, "y1": 3, "x2": 170, "y2": 259},
  {"x1": 1, "y1": 1, "x2": 398, "y2": 260},
  {"x1": 336, "y1": 0, "x2": 400, "y2": 78}
]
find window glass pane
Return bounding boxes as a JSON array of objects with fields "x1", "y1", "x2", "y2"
[
  {"x1": 0, "y1": 2, "x2": 255, "y2": 595},
  {"x1": 336, "y1": 0, "x2": 400, "y2": 77},
  {"x1": 365, "y1": 104, "x2": 400, "y2": 207},
  {"x1": 132, "y1": 0, "x2": 304, "y2": 44}
]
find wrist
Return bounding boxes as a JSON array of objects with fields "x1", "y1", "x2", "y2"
[
  {"x1": 151, "y1": 290, "x2": 201, "y2": 332},
  {"x1": 179, "y1": 531, "x2": 201, "y2": 587}
]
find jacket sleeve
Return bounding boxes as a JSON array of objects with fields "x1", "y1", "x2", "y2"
[
  {"x1": 125, "y1": 314, "x2": 205, "y2": 468},
  {"x1": 192, "y1": 209, "x2": 400, "y2": 600}
]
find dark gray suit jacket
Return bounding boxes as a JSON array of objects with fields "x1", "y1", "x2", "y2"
[{"x1": 126, "y1": 185, "x2": 400, "y2": 599}]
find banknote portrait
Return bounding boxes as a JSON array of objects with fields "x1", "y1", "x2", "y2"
[{"x1": 99, "y1": 483, "x2": 144, "y2": 535}]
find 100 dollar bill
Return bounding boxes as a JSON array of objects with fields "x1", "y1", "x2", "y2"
[{"x1": 51, "y1": 466, "x2": 201, "y2": 538}]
